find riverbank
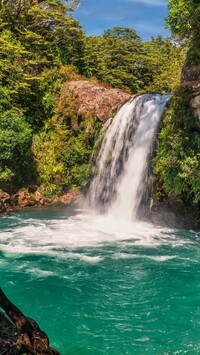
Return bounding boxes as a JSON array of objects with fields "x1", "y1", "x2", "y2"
[{"x1": 0, "y1": 188, "x2": 83, "y2": 213}]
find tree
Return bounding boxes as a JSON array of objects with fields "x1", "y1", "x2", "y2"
[
  {"x1": 0, "y1": 91, "x2": 34, "y2": 191},
  {"x1": 84, "y1": 27, "x2": 145, "y2": 93},
  {"x1": 84, "y1": 28, "x2": 186, "y2": 94},
  {"x1": 154, "y1": 0, "x2": 200, "y2": 210},
  {"x1": 143, "y1": 36, "x2": 186, "y2": 93},
  {"x1": 0, "y1": 0, "x2": 85, "y2": 127},
  {"x1": 103, "y1": 27, "x2": 144, "y2": 92},
  {"x1": 83, "y1": 36, "x2": 107, "y2": 79},
  {"x1": 166, "y1": 0, "x2": 200, "y2": 39}
]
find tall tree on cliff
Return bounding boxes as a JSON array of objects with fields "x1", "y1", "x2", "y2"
[{"x1": 167, "y1": 0, "x2": 200, "y2": 70}]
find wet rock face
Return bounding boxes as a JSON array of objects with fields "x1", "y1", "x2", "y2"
[
  {"x1": 0, "y1": 188, "x2": 82, "y2": 213},
  {"x1": 181, "y1": 50, "x2": 200, "y2": 131},
  {"x1": 181, "y1": 63, "x2": 200, "y2": 84},
  {"x1": 0, "y1": 188, "x2": 45, "y2": 213},
  {"x1": 11, "y1": 188, "x2": 45, "y2": 208},
  {"x1": 52, "y1": 190, "x2": 83, "y2": 207},
  {"x1": 0, "y1": 312, "x2": 17, "y2": 354},
  {"x1": 0, "y1": 312, "x2": 59, "y2": 354},
  {"x1": 13, "y1": 188, "x2": 34, "y2": 207},
  {"x1": 190, "y1": 94, "x2": 200, "y2": 130},
  {"x1": 0, "y1": 288, "x2": 59, "y2": 354},
  {"x1": 65, "y1": 80, "x2": 131, "y2": 123}
]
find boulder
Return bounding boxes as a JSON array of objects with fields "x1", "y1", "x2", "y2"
[
  {"x1": 51, "y1": 190, "x2": 83, "y2": 207},
  {"x1": 34, "y1": 190, "x2": 44, "y2": 206},
  {"x1": 12, "y1": 189, "x2": 35, "y2": 208},
  {"x1": 64, "y1": 80, "x2": 131, "y2": 123}
]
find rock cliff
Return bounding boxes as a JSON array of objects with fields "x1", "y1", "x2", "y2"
[{"x1": 64, "y1": 80, "x2": 131, "y2": 123}]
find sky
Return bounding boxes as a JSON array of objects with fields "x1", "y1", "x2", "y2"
[{"x1": 74, "y1": 0, "x2": 170, "y2": 41}]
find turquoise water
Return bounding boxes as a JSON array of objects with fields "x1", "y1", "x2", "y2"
[{"x1": 0, "y1": 208, "x2": 200, "y2": 354}]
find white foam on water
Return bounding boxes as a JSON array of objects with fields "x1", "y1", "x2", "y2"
[
  {"x1": 0, "y1": 210, "x2": 190, "y2": 258},
  {"x1": 112, "y1": 253, "x2": 176, "y2": 262},
  {"x1": 147, "y1": 255, "x2": 176, "y2": 262},
  {"x1": 66, "y1": 252, "x2": 103, "y2": 263},
  {"x1": 26, "y1": 268, "x2": 56, "y2": 278}
]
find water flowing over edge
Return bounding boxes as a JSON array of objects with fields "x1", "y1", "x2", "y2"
[{"x1": 86, "y1": 93, "x2": 170, "y2": 222}]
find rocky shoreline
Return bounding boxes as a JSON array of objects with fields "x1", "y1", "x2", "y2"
[{"x1": 0, "y1": 188, "x2": 83, "y2": 214}]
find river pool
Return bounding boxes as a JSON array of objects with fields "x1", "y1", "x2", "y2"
[{"x1": 0, "y1": 208, "x2": 200, "y2": 354}]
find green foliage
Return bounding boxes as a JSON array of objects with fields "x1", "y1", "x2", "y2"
[
  {"x1": 32, "y1": 93, "x2": 102, "y2": 196},
  {"x1": 0, "y1": 0, "x2": 91, "y2": 195},
  {"x1": 0, "y1": 102, "x2": 34, "y2": 191},
  {"x1": 143, "y1": 36, "x2": 186, "y2": 93},
  {"x1": 0, "y1": 30, "x2": 34, "y2": 94},
  {"x1": 102, "y1": 27, "x2": 144, "y2": 92},
  {"x1": 155, "y1": 90, "x2": 200, "y2": 204},
  {"x1": 83, "y1": 36, "x2": 107, "y2": 80},
  {"x1": 0, "y1": 167, "x2": 14, "y2": 188},
  {"x1": 0, "y1": 0, "x2": 84, "y2": 68},
  {"x1": 84, "y1": 27, "x2": 144, "y2": 93},
  {"x1": 158, "y1": 0, "x2": 200, "y2": 211},
  {"x1": 166, "y1": 0, "x2": 200, "y2": 40},
  {"x1": 84, "y1": 28, "x2": 185, "y2": 94},
  {"x1": 0, "y1": 0, "x2": 85, "y2": 128}
]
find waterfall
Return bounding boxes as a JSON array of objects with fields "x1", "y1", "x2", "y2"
[{"x1": 87, "y1": 93, "x2": 170, "y2": 222}]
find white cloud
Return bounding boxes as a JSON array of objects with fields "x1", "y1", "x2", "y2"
[{"x1": 126, "y1": 0, "x2": 166, "y2": 6}]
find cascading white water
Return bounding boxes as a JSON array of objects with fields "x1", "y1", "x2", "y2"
[{"x1": 87, "y1": 93, "x2": 170, "y2": 222}]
